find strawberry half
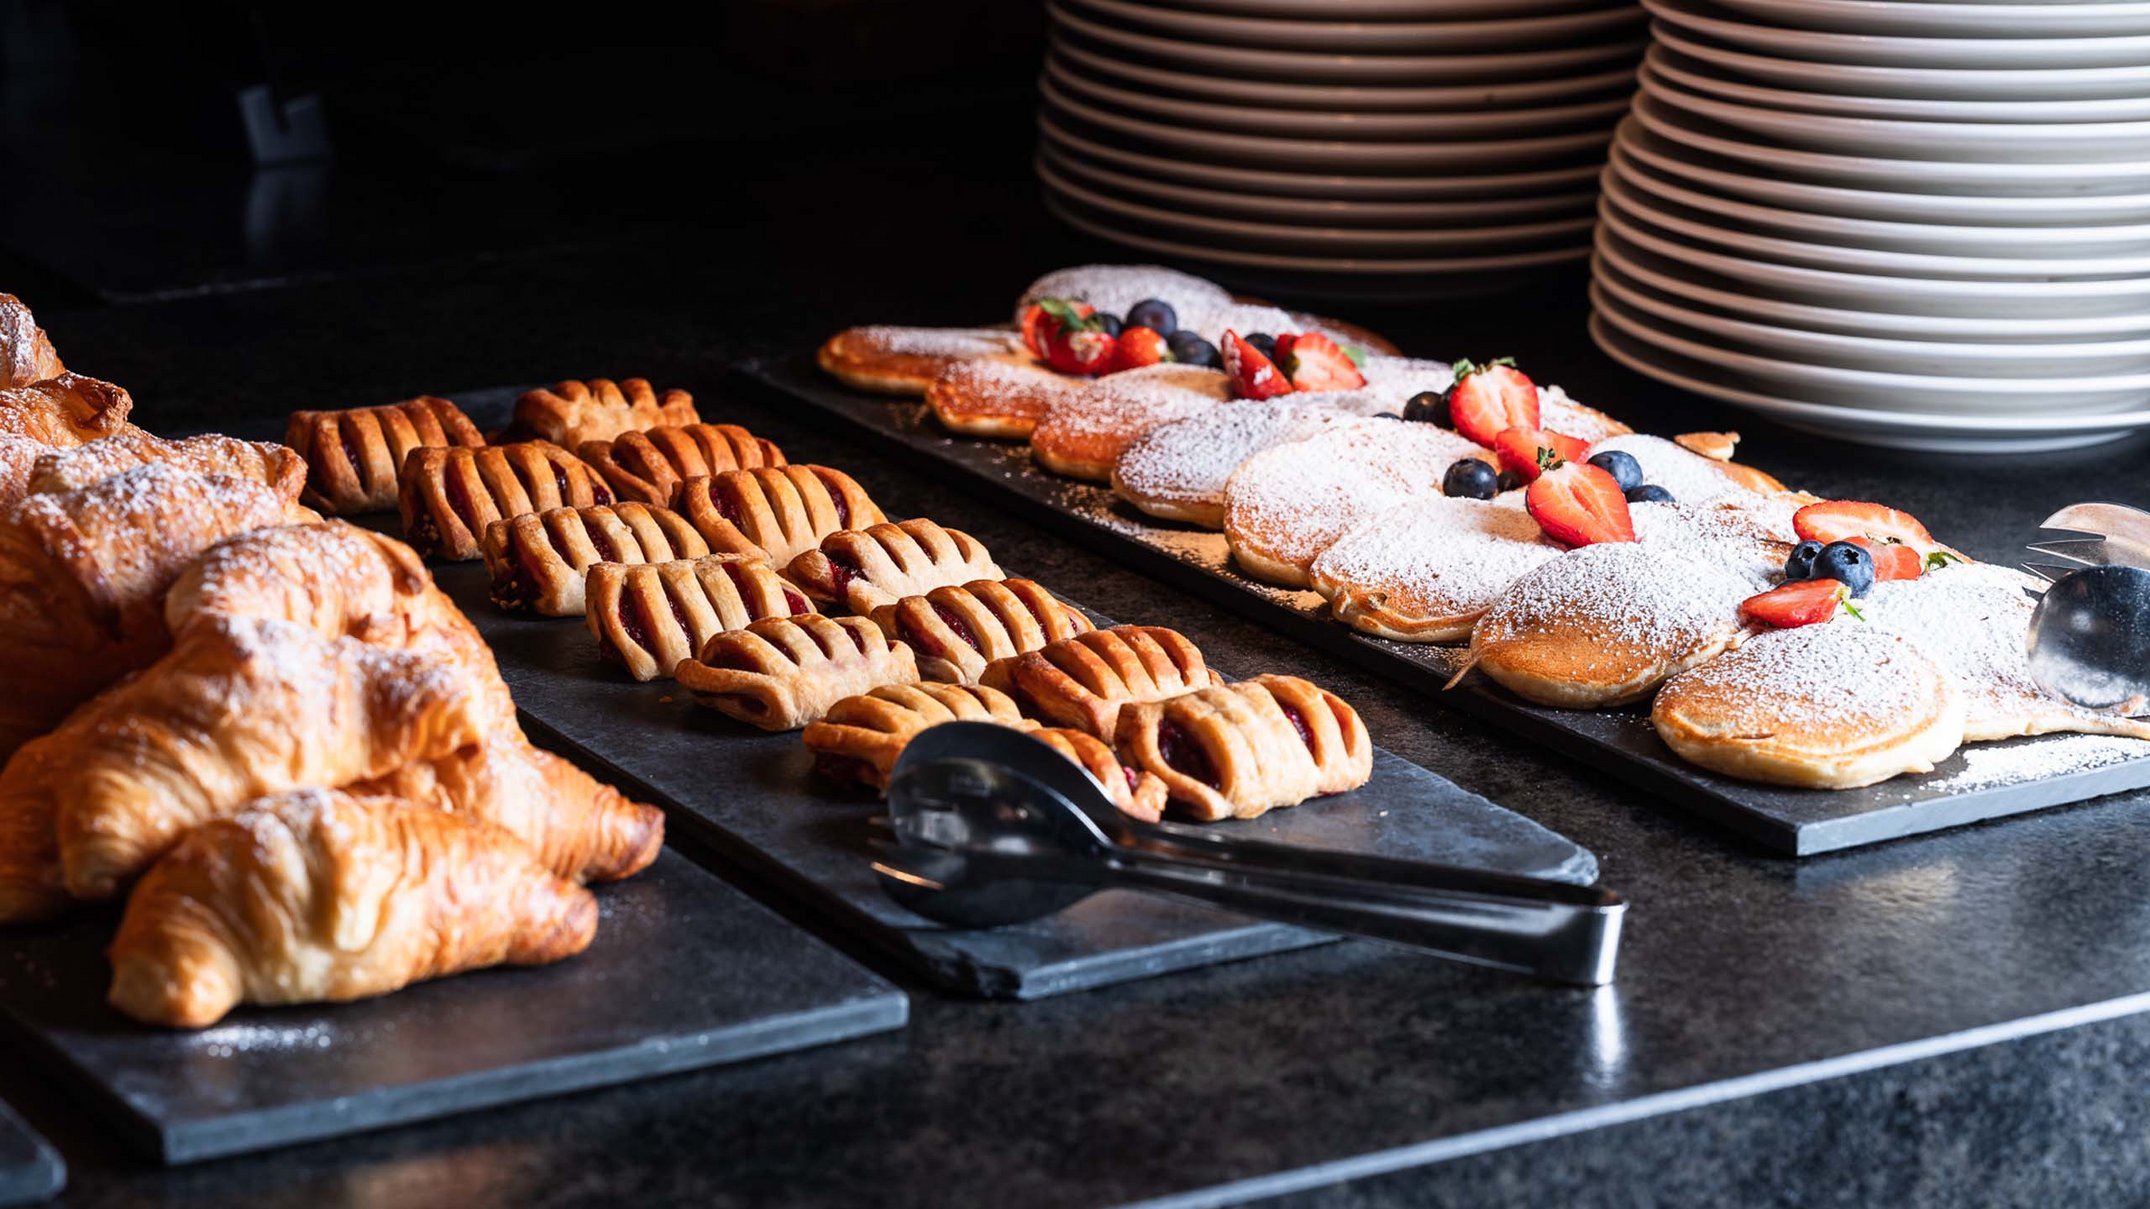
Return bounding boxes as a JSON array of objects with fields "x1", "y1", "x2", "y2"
[
  {"x1": 1445, "y1": 358, "x2": 1539, "y2": 449},
  {"x1": 1526, "y1": 461, "x2": 1636, "y2": 547},
  {"x1": 1222, "y1": 330, "x2": 1293, "y2": 400},
  {"x1": 1021, "y1": 298, "x2": 1094, "y2": 359},
  {"x1": 1851, "y1": 537, "x2": 1924, "y2": 582},
  {"x1": 1111, "y1": 325, "x2": 1172, "y2": 373},
  {"x1": 1279, "y1": 331, "x2": 1365, "y2": 392},
  {"x1": 1740, "y1": 579, "x2": 1852, "y2": 629},
  {"x1": 1793, "y1": 500, "x2": 1938, "y2": 554},
  {"x1": 1044, "y1": 323, "x2": 1117, "y2": 377},
  {"x1": 1494, "y1": 426, "x2": 1590, "y2": 484}
]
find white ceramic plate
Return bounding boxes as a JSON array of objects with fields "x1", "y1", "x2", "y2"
[
  {"x1": 1645, "y1": 0, "x2": 2150, "y2": 69},
  {"x1": 1616, "y1": 117, "x2": 2150, "y2": 225},
  {"x1": 1050, "y1": 2, "x2": 1648, "y2": 84},
  {"x1": 1064, "y1": 0, "x2": 1644, "y2": 52},
  {"x1": 1052, "y1": 36, "x2": 1639, "y2": 114},
  {"x1": 1653, "y1": 21, "x2": 2150, "y2": 101},
  {"x1": 1646, "y1": 44, "x2": 2150, "y2": 124},
  {"x1": 1041, "y1": 114, "x2": 1608, "y2": 199},
  {"x1": 1708, "y1": 0, "x2": 2150, "y2": 39},
  {"x1": 1590, "y1": 314, "x2": 2150, "y2": 451},
  {"x1": 1048, "y1": 56, "x2": 1634, "y2": 142},
  {"x1": 1155, "y1": 0, "x2": 1613, "y2": 17}
]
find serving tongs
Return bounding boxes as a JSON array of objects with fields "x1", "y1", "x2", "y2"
[
  {"x1": 871, "y1": 723, "x2": 1626, "y2": 987},
  {"x1": 2024, "y1": 503, "x2": 2150, "y2": 712}
]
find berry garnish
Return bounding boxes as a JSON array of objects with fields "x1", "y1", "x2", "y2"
[
  {"x1": 1587, "y1": 450, "x2": 1643, "y2": 493},
  {"x1": 1092, "y1": 312, "x2": 1124, "y2": 338},
  {"x1": 1277, "y1": 331, "x2": 1366, "y2": 392},
  {"x1": 1526, "y1": 461, "x2": 1636, "y2": 547},
  {"x1": 1111, "y1": 325, "x2": 1172, "y2": 373},
  {"x1": 1814, "y1": 540, "x2": 1876, "y2": 597},
  {"x1": 1402, "y1": 389, "x2": 1449, "y2": 425},
  {"x1": 1853, "y1": 538, "x2": 1924, "y2": 582},
  {"x1": 1494, "y1": 426, "x2": 1589, "y2": 484},
  {"x1": 1221, "y1": 330, "x2": 1292, "y2": 400},
  {"x1": 1043, "y1": 321, "x2": 1117, "y2": 377},
  {"x1": 1444, "y1": 357, "x2": 1539, "y2": 449},
  {"x1": 1020, "y1": 298, "x2": 1094, "y2": 359},
  {"x1": 1740, "y1": 579, "x2": 1855, "y2": 630},
  {"x1": 1166, "y1": 330, "x2": 1221, "y2": 368},
  {"x1": 1784, "y1": 539, "x2": 1825, "y2": 582},
  {"x1": 1443, "y1": 457, "x2": 1499, "y2": 500},
  {"x1": 1373, "y1": 411, "x2": 1403, "y2": 420},
  {"x1": 1496, "y1": 468, "x2": 1525, "y2": 494},
  {"x1": 1626, "y1": 484, "x2": 1674, "y2": 504},
  {"x1": 1127, "y1": 298, "x2": 1177, "y2": 335},
  {"x1": 1793, "y1": 500, "x2": 1939, "y2": 554},
  {"x1": 1244, "y1": 332, "x2": 1278, "y2": 360}
]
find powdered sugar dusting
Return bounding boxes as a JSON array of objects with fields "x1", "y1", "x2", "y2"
[
  {"x1": 1224, "y1": 421, "x2": 1487, "y2": 570},
  {"x1": 1017, "y1": 265, "x2": 1234, "y2": 332},
  {"x1": 1480, "y1": 541, "x2": 1751, "y2": 656},
  {"x1": 1923, "y1": 734, "x2": 2150, "y2": 792},
  {"x1": 1632, "y1": 496, "x2": 1797, "y2": 590},
  {"x1": 1588, "y1": 434, "x2": 1756, "y2": 505},
  {"x1": 1034, "y1": 363, "x2": 1226, "y2": 453},
  {"x1": 1114, "y1": 402, "x2": 1383, "y2": 511},
  {"x1": 850, "y1": 325, "x2": 1015, "y2": 359},
  {"x1": 1666, "y1": 623, "x2": 1940, "y2": 732},
  {"x1": 1541, "y1": 385, "x2": 1630, "y2": 444},
  {"x1": 1313, "y1": 495, "x2": 1559, "y2": 630}
]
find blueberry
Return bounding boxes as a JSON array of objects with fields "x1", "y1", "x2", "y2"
[
  {"x1": 1401, "y1": 389, "x2": 1449, "y2": 426},
  {"x1": 1167, "y1": 331, "x2": 1220, "y2": 368},
  {"x1": 1373, "y1": 411, "x2": 1404, "y2": 420},
  {"x1": 1625, "y1": 484, "x2": 1674, "y2": 504},
  {"x1": 1496, "y1": 469, "x2": 1525, "y2": 494},
  {"x1": 1127, "y1": 299, "x2": 1177, "y2": 336},
  {"x1": 1588, "y1": 450, "x2": 1643, "y2": 494},
  {"x1": 1246, "y1": 332, "x2": 1277, "y2": 360},
  {"x1": 1092, "y1": 312, "x2": 1124, "y2": 338},
  {"x1": 1443, "y1": 458, "x2": 1499, "y2": 501},
  {"x1": 1784, "y1": 539, "x2": 1825, "y2": 582},
  {"x1": 1814, "y1": 540, "x2": 1875, "y2": 597}
]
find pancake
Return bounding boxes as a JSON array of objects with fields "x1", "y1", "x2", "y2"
[
  {"x1": 1112, "y1": 402, "x2": 1381, "y2": 528},
  {"x1": 1864, "y1": 561, "x2": 2150, "y2": 743},
  {"x1": 1631, "y1": 494, "x2": 1803, "y2": 591},
  {"x1": 1587, "y1": 433, "x2": 1785, "y2": 502},
  {"x1": 1015, "y1": 264, "x2": 1399, "y2": 355},
  {"x1": 1469, "y1": 541, "x2": 1756, "y2": 709},
  {"x1": 924, "y1": 353, "x2": 1089, "y2": 440},
  {"x1": 1311, "y1": 494, "x2": 1560, "y2": 644},
  {"x1": 817, "y1": 325, "x2": 1015, "y2": 395},
  {"x1": 1029, "y1": 363, "x2": 1228, "y2": 482},
  {"x1": 1222, "y1": 420, "x2": 1490, "y2": 588},
  {"x1": 1652, "y1": 623, "x2": 1966, "y2": 789},
  {"x1": 1539, "y1": 385, "x2": 1632, "y2": 445}
]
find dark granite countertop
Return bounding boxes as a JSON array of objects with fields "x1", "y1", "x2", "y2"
[{"x1": 7, "y1": 149, "x2": 2150, "y2": 1208}]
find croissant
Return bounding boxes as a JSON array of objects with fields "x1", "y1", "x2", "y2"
[
  {"x1": 481, "y1": 502, "x2": 709, "y2": 616},
  {"x1": 1029, "y1": 726, "x2": 1167, "y2": 823},
  {"x1": 0, "y1": 295, "x2": 63, "y2": 387},
  {"x1": 802, "y1": 682, "x2": 1028, "y2": 790},
  {"x1": 577, "y1": 423, "x2": 786, "y2": 507},
  {"x1": 785, "y1": 519, "x2": 1003, "y2": 615},
  {"x1": 979, "y1": 625, "x2": 1224, "y2": 739},
  {"x1": 0, "y1": 374, "x2": 132, "y2": 446},
  {"x1": 0, "y1": 435, "x2": 40, "y2": 512},
  {"x1": 1114, "y1": 674, "x2": 1373, "y2": 822},
  {"x1": 678, "y1": 465, "x2": 885, "y2": 565},
  {"x1": 29, "y1": 430, "x2": 306, "y2": 500},
  {"x1": 398, "y1": 441, "x2": 612, "y2": 561},
  {"x1": 284, "y1": 396, "x2": 484, "y2": 514},
  {"x1": 677, "y1": 615, "x2": 919, "y2": 731},
  {"x1": 107, "y1": 790, "x2": 597, "y2": 1029},
  {"x1": 585, "y1": 554, "x2": 814, "y2": 681},
  {"x1": 869, "y1": 578, "x2": 1092, "y2": 684},
  {"x1": 512, "y1": 378, "x2": 698, "y2": 448}
]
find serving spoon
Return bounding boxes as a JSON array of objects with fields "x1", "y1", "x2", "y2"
[{"x1": 2024, "y1": 503, "x2": 2150, "y2": 713}]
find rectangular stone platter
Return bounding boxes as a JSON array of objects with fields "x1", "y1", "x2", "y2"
[
  {"x1": 0, "y1": 851, "x2": 907, "y2": 1165},
  {"x1": 743, "y1": 353, "x2": 2150, "y2": 857},
  {"x1": 0, "y1": 1101, "x2": 61, "y2": 1208}
]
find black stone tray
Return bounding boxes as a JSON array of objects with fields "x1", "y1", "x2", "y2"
[
  {"x1": 741, "y1": 352, "x2": 2150, "y2": 857},
  {"x1": 427, "y1": 560, "x2": 1599, "y2": 999},
  {"x1": 0, "y1": 1102, "x2": 60, "y2": 1208},
  {"x1": 0, "y1": 852, "x2": 906, "y2": 1165}
]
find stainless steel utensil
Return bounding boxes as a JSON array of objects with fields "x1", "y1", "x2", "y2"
[
  {"x1": 874, "y1": 723, "x2": 1626, "y2": 987},
  {"x1": 2025, "y1": 503, "x2": 2150, "y2": 711}
]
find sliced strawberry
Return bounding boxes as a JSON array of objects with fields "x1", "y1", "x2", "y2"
[
  {"x1": 1493, "y1": 427, "x2": 1590, "y2": 484},
  {"x1": 1280, "y1": 331, "x2": 1366, "y2": 392},
  {"x1": 1044, "y1": 323, "x2": 1117, "y2": 376},
  {"x1": 1740, "y1": 579, "x2": 1851, "y2": 629},
  {"x1": 1851, "y1": 537, "x2": 1924, "y2": 582},
  {"x1": 1526, "y1": 461, "x2": 1636, "y2": 547},
  {"x1": 1445, "y1": 358, "x2": 1538, "y2": 449},
  {"x1": 1793, "y1": 500, "x2": 1938, "y2": 555},
  {"x1": 1021, "y1": 298, "x2": 1094, "y2": 358},
  {"x1": 1110, "y1": 325, "x2": 1172, "y2": 373},
  {"x1": 1222, "y1": 330, "x2": 1293, "y2": 400}
]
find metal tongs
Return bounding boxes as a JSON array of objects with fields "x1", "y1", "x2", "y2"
[
  {"x1": 2024, "y1": 503, "x2": 2150, "y2": 712},
  {"x1": 871, "y1": 723, "x2": 1626, "y2": 987}
]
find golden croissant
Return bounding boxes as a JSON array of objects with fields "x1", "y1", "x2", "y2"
[
  {"x1": 0, "y1": 373, "x2": 132, "y2": 446},
  {"x1": 27, "y1": 430, "x2": 306, "y2": 501},
  {"x1": 0, "y1": 295, "x2": 64, "y2": 388},
  {"x1": 107, "y1": 789, "x2": 598, "y2": 1029},
  {"x1": 0, "y1": 435, "x2": 39, "y2": 513}
]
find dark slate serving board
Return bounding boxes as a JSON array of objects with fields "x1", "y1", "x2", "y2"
[
  {"x1": 742, "y1": 352, "x2": 2150, "y2": 857},
  {"x1": 418, "y1": 560, "x2": 1599, "y2": 1000},
  {"x1": 0, "y1": 853, "x2": 906, "y2": 1165},
  {"x1": 0, "y1": 1101, "x2": 61, "y2": 1208}
]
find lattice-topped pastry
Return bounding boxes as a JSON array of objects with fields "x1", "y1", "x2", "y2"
[
  {"x1": 576, "y1": 423, "x2": 787, "y2": 507},
  {"x1": 512, "y1": 378, "x2": 698, "y2": 447},
  {"x1": 979, "y1": 625, "x2": 1223, "y2": 739},
  {"x1": 676, "y1": 615, "x2": 919, "y2": 731},
  {"x1": 802, "y1": 682, "x2": 1029, "y2": 790},
  {"x1": 30, "y1": 430, "x2": 306, "y2": 501},
  {"x1": 868, "y1": 578, "x2": 1092, "y2": 684},
  {"x1": 0, "y1": 294, "x2": 64, "y2": 387},
  {"x1": 586, "y1": 554, "x2": 815, "y2": 681},
  {"x1": 678, "y1": 464, "x2": 884, "y2": 565},
  {"x1": 480, "y1": 502, "x2": 708, "y2": 616},
  {"x1": 0, "y1": 373, "x2": 133, "y2": 447},
  {"x1": 284, "y1": 396, "x2": 484, "y2": 515},
  {"x1": 1115, "y1": 674, "x2": 1373, "y2": 821},
  {"x1": 397, "y1": 440, "x2": 612, "y2": 561},
  {"x1": 785, "y1": 518, "x2": 1002, "y2": 615},
  {"x1": 1029, "y1": 726, "x2": 1168, "y2": 823}
]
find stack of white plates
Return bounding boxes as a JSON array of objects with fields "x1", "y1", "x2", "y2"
[
  {"x1": 1593, "y1": 0, "x2": 2150, "y2": 452},
  {"x1": 1038, "y1": 0, "x2": 1647, "y2": 297}
]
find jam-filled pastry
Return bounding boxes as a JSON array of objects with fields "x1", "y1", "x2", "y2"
[
  {"x1": 0, "y1": 373, "x2": 133, "y2": 447},
  {"x1": 585, "y1": 554, "x2": 815, "y2": 681},
  {"x1": 1028, "y1": 726, "x2": 1167, "y2": 823},
  {"x1": 676, "y1": 615, "x2": 919, "y2": 731},
  {"x1": 924, "y1": 354, "x2": 1091, "y2": 440},
  {"x1": 869, "y1": 578, "x2": 1092, "y2": 684},
  {"x1": 480, "y1": 502, "x2": 709, "y2": 616},
  {"x1": 817, "y1": 326, "x2": 1017, "y2": 396},
  {"x1": 802, "y1": 682, "x2": 1029, "y2": 790},
  {"x1": 512, "y1": 378, "x2": 698, "y2": 448},
  {"x1": 678, "y1": 464, "x2": 885, "y2": 565},
  {"x1": 979, "y1": 625, "x2": 1223, "y2": 739},
  {"x1": 1115, "y1": 674, "x2": 1373, "y2": 822},
  {"x1": 576, "y1": 423, "x2": 787, "y2": 507},
  {"x1": 284, "y1": 396, "x2": 484, "y2": 514},
  {"x1": 30, "y1": 430, "x2": 306, "y2": 501},
  {"x1": 398, "y1": 441, "x2": 612, "y2": 561},
  {"x1": 0, "y1": 294, "x2": 64, "y2": 387},
  {"x1": 785, "y1": 518, "x2": 1003, "y2": 614}
]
